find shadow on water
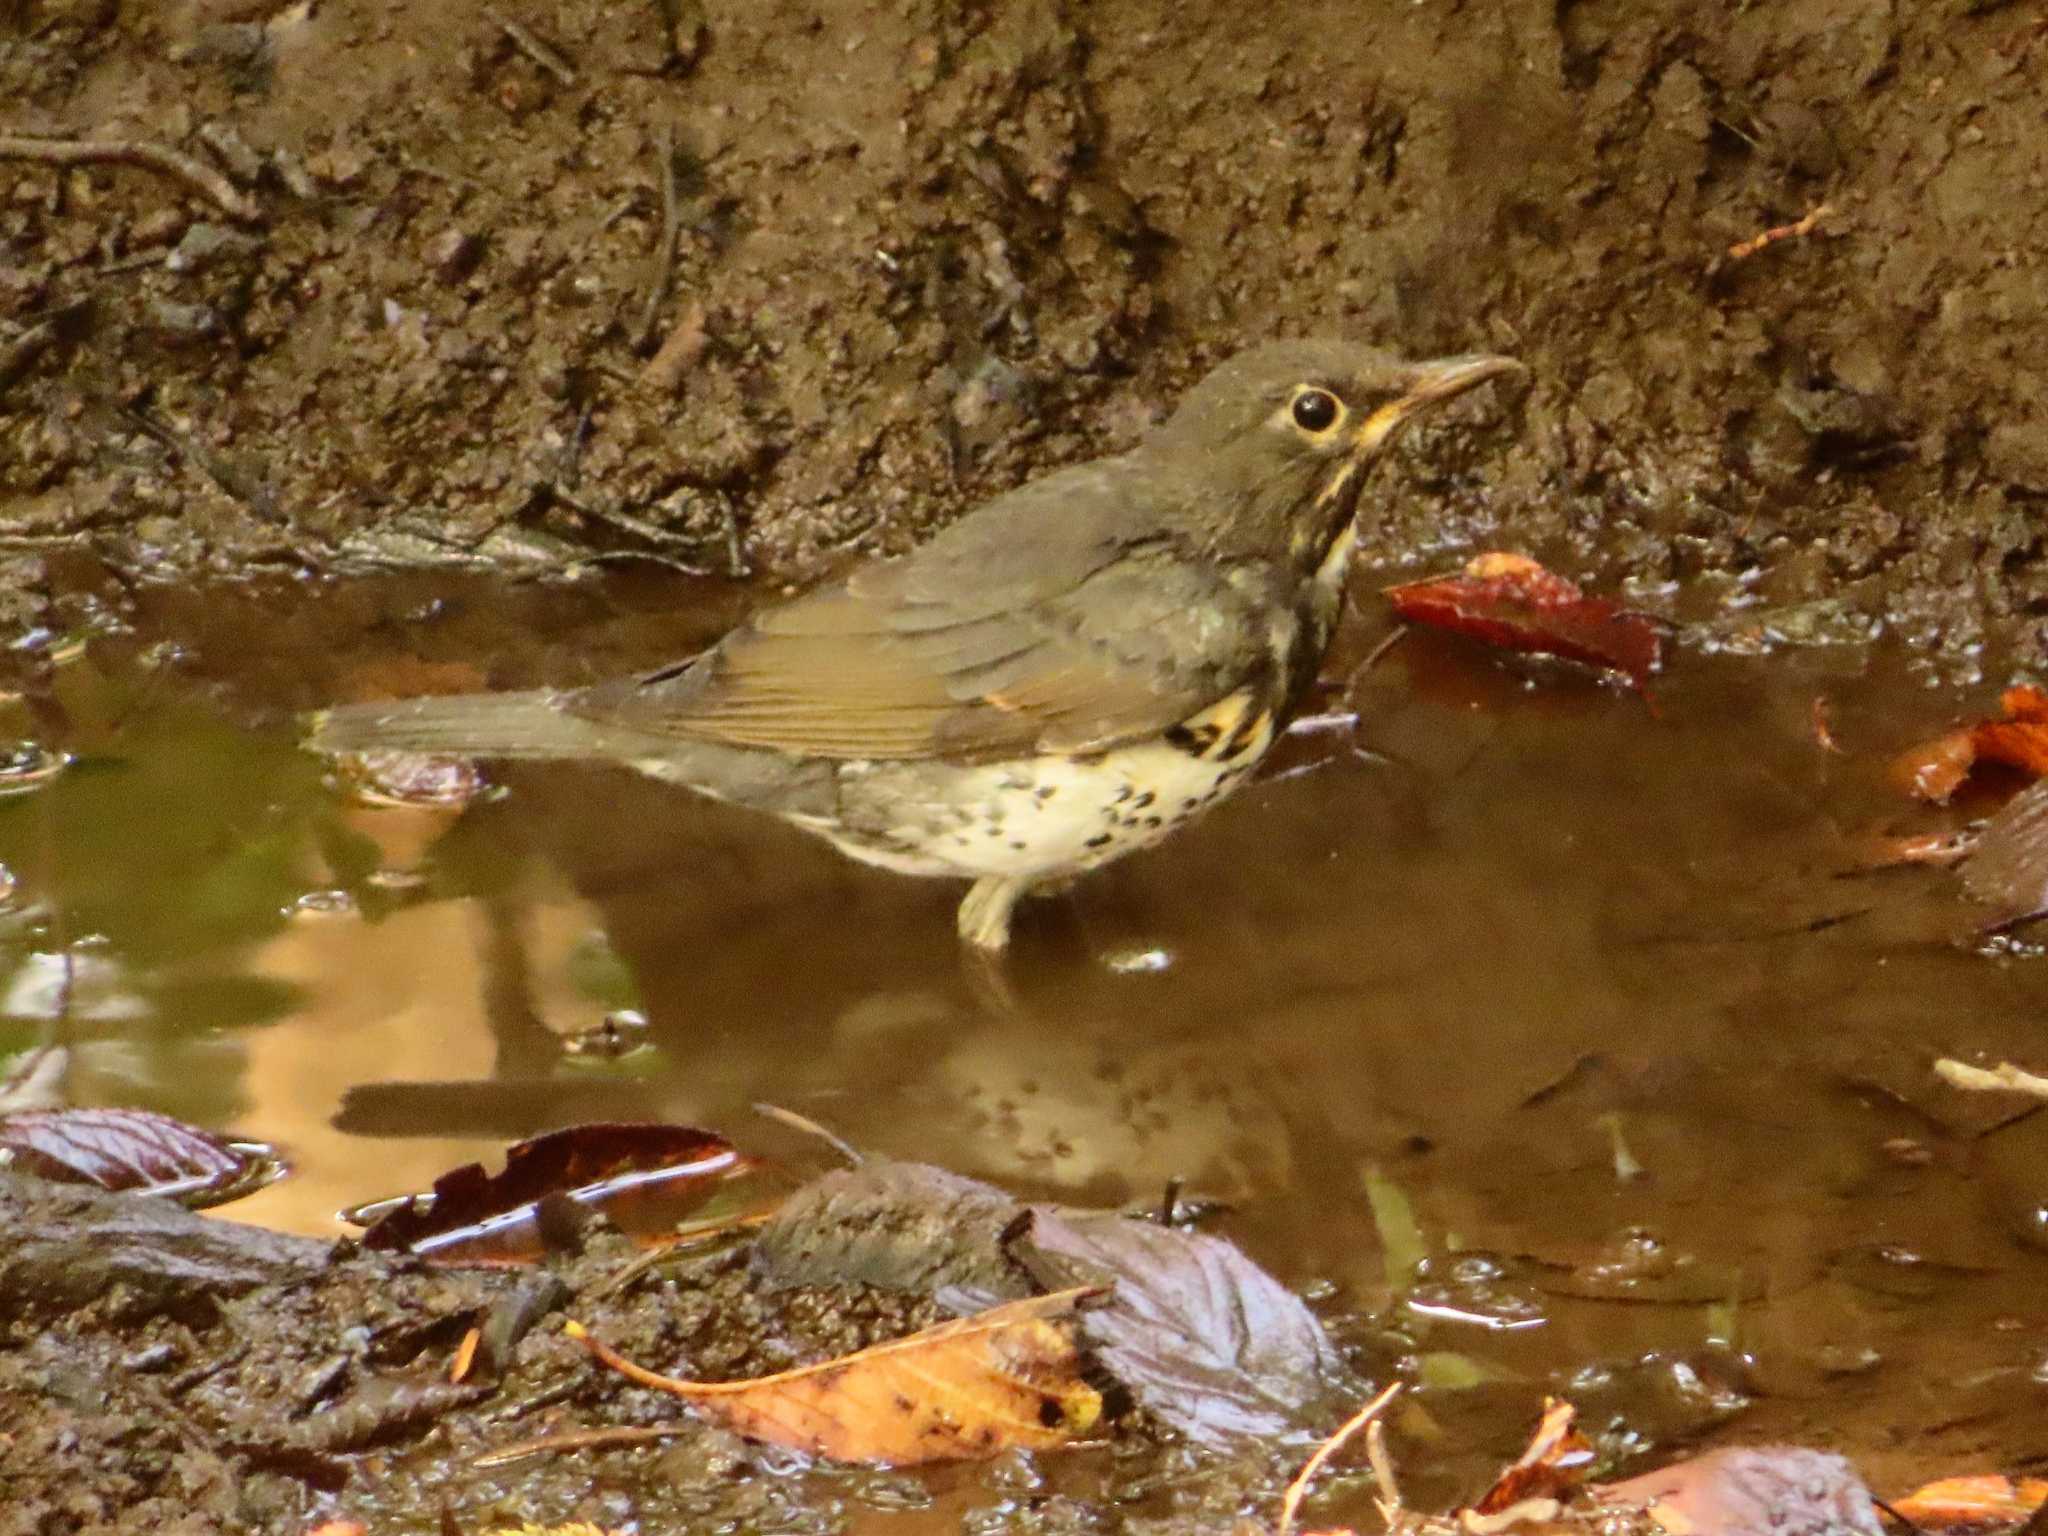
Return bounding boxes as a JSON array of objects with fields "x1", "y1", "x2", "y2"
[{"x1": 3, "y1": 562, "x2": 2045, "y2": 1500}]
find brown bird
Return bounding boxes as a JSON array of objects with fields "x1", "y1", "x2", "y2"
[{"x1": 307, "y1": 341, "x2": 1522, "y2": 949}]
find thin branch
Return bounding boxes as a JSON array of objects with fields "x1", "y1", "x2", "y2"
[
  {"x1": 0, "y1": 134, "x2": 262, "y2": 224},
  {"x1": 1275, "y1": 1382, "x2": 1405, "y2": 1536}
]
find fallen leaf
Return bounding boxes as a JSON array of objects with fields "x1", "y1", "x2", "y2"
[
  {"x1": 1473, "y1": 1399, "x2": 1595, "y2": 1515},
  {"x1": 1384, "y1": 553, "x2": 1662, "y2": 694},
  {"x1": 0, "y1": 1107, "x2": 282, "y2": 1208},
  {"x1": 750, "y1": 1160, "x2": 1350, "y2": 1451},
  {"x1": 1888, "y1": 1473, "x2": 2048, "y2": 1529},
  {"x1": 1016, "y1": 1206, "x2": 1351, "y2": 1449},
  {"x1": 1894, "y1": 687, "x2": 2048, "y2": 804},
  {"x1": 1962, "y1": 776, "x2": 2048, "y2": 927},
  {"x1": 350, "y1": 1122, "x2": 773, "y2": 1264},
  {"x1": 567, "y1": 1287, "x2": 1103, "y2": 1465},
  {"x1": 1596, "y1": 1446, "x2": 1883, "y2": 1536}
]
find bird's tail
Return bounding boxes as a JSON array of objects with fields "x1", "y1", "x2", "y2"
[{"x1": 304, "y1": 689, "x2": 606, "y2": 760}]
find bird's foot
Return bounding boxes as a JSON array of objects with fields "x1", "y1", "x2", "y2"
[{"x1": 957, "y1": 875, "x2": 1032, "y2": 952}]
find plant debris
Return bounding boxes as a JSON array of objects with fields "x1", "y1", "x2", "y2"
[
  {"x1": 565, "y1": 1286, "x2": 1103, "y2": 1465},
  {"x1": 1892, "y1": 686, "x2": 2048, "y2": 804},
  {"x1": 1384, "y1": 554, "x2": 1662, "y2": 695},
  {"x1": 0, "y1": 1107, "x2": 282, "y2": 1207},
  {"x1": 347, "y1": 1122, "x2": 773, "y2": 1264}
]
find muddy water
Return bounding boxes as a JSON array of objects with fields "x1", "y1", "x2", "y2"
[{"x1": 5, "y1": 567, "x2": 2046, "y2": 1508}]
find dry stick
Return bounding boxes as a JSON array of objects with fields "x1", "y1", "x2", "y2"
[
  {"x1": 475, "y1": 1422, "x2": 690, "y2": 1468},
  {"x1": 635, "y1": 124, "x2": 681, "y2": 351},
  {"x1": 1275, "y1": 1381, "x2": 1405, "y2": 1536},
  {"x1": 1728, "y1": 202, "x2": 1832, "y2": 261},
  {"x1": 487, "y1": 7, "x2": 578, "y2": 84},
  {"x1": 0, "y1": 134, "x2": 262, "y2": 224}
]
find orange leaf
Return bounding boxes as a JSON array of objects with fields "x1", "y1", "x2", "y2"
[
  {"x1": 1890, "y1": 729, "x2": 1976, "y2": 802},
  {"x1": 2001, "y1": 685, "x2": 2048, "y2": 722},
  {"x1": 1889, "y1": 1473, "x2": 2048, "y2": 1527},
  {"x1": 1893, "y1": 687, "x2": 2048, "y2": 803},
  {"x1": 567, "y1": 1287, "x2": 1104, "y2": 1465},
  {"x1": 1473, "y1": 1397, "x2": 1595, "y2": 1514},
  {"x1": 1972, "y1": 720, "x2": 2048, "y2": 778}
]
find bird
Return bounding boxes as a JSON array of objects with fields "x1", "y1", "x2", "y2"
[{"x1": 306, "y1": 340, "x2": 1522, "y2": 951}]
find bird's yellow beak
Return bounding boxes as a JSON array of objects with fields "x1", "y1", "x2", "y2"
[{"x1": 1354, "y1": 354, "x2": 1524, "y2": 455}]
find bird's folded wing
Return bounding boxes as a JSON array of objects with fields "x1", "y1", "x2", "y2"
[{"x1": 567, "y1": 540, "x2": 1272, "y2": 763}]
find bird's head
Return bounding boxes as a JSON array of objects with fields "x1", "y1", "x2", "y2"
[{"x1": 1143, "y1": 339, "x2": 1523, "y2": 573}]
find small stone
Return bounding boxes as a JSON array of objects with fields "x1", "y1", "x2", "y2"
[{"x1": 423, "y1": 227, "x2": 482, "y2": 282}]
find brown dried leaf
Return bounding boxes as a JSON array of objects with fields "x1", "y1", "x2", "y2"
[
  {"x1": 568, "y1": 1287, "x2": 1103, "y2": 1465},
  {"x1": 1473, "y1": 1399, "x2": 1595, "y2": 1515},
  {"x1": 351, "y1": 1122, "x2": 770, "y2": 1265},
  {"x1": 1384, "y1": 553, "x2": 1662, "y2": 694},
  {"x1": 0, "y1": 1107, "x2": 282, "y2": 1207},
  {"x1": 1888, "y1": 1474, "x2": 2048, "y2": 1530}
]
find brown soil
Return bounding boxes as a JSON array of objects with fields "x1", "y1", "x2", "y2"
[{"x1": 4, "y1": 0, "x2": 2046, "y2": 665}]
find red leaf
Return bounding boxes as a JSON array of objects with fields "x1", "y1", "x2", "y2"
[
  {"x1": 350, "y1": 1122, "x2": 773, "y2": 1265},
  {"x1": 1384, "y1": 553, "x2": 1662, "y2": 693},
  {"x1": 0, "y1": 1107, "x2": 282, "y2": 1208}
]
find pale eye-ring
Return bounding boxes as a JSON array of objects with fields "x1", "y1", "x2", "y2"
[{"x1": 1291, "y1": 388, "x2": 1341, "y2": 433}]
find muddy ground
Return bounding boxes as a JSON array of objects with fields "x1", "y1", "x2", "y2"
[
  {"x1": 5, "y1": 1, "x2": 2048, "y2": 1532},
  {"x1": 2, "y1": 0, "x2": 2046, "y2": 667}
]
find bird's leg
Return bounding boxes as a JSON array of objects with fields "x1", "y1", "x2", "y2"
[{"x1": 957, "y1": 874, "x2": 1032, "y2": 952}]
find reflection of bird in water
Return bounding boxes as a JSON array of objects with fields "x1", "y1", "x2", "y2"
[{"x1": 309, "y1": 342, "x2": 1519, "y2": 950}]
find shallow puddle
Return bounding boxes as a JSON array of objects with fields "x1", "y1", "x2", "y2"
[{"x1": 4, "y1": 564, "x2": 2046, "y2": 1515}]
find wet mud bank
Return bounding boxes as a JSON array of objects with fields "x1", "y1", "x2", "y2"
[{"x1": 2, "y1": 0, "x2": 2046, "y2": 670}]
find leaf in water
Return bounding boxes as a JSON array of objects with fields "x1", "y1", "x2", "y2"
[
  {"x1": 1887, "y1": 1474, "x2": 2048, "y2": 1531},
  {"x1": 1894, "y1": 686, "x2": 2048, "y2": 804},
  {"x1": 1962, "y1": 777, "x2": 2048, "y2": 928},
  {"x1": 567, "y1": 1287, "x2": 1102, "y2": 1465},
  {"x1": 0, "y1": 1106, "x2": 283, "y2": 1208},
  {"x1": 749, "y1": 1160, "x2": 1349, "y2": 1450},
  {"x1": 1362, "y1": 1163, "x2": 1429, "y2": 1291},
  {"x1": 1384, "y1": 553, "x2": 1662, "y2": 694},
  {"x1": 1472, "y1": 1397, "x2": 1595, "y2": 1516},
  {"x1": 351, "y1": 1122, "x2": 772, "y2": 1265},
  {"x1": 1014, "y1": 1207, "x2": 1350, "y2": 1450},
  {"x1": 1596, "y1": 1446, "x2": 1884, "y2": 1536}
]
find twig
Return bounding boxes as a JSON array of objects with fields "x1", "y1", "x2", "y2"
[
  {"x1": 487, "y1": 7, "x2": 578, "y2": 85},
  {"x1": 635, "y1": 125, "x2": 681, "y2": 351},
  {"x1": 475, "y1": 1422, "x2": 688, "y2": 1467},
  {"x1": 122, "y1": 405, "x2": 282, "y2": 524},
  {"x1": 1275, "y1": 1382, "x2": 1404, "y2": 1536},
  {"x1": 1367, "y1": 1416, "x2": 1405, "y2": 1522},
  {"x1": 1728, "y1": 202, "x2": 1832, "y2": 261},
  {"x1": 0, "y1": 133, "x2": 262, "y2": 224},
  {"x1": 752, "y1": 1101, "x2": 863, "y2": 1166}
]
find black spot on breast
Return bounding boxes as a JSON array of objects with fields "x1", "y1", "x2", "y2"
[
  {"x1": 1085, "y1": 833, "x2": 1113, "y2": 849},
  {"x1": 1034, "y1": 785, "x2": 1057, "y2": 801},
  {"x1": 1164, "y1": 723, "x2": 1202, "y2": 753},
  {"x1": 1143, "y1": 815, "x2": 1163, "y2": 829},
  {"x1": 1010, "y1": 839, "x2": 1027, "y2": 851},
  {"x1": 1182, "y1": 797, "x2": 1200, "y2": 810},
  {"x1": 1132, "y1": 790, "x2": 1156, "y2": 810}
]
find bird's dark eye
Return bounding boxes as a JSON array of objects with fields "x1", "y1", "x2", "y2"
[{"x1": 1292, "y1": 389, "x2": 1340, "y2": 432}]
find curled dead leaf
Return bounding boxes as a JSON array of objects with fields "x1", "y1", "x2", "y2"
[
  {"x1": 1893, "y1": 686, "x2": 2048, "y2": 804},
  {"x1": 567, "y1": 1286, "x2": 1104, "y2": 1465}
]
